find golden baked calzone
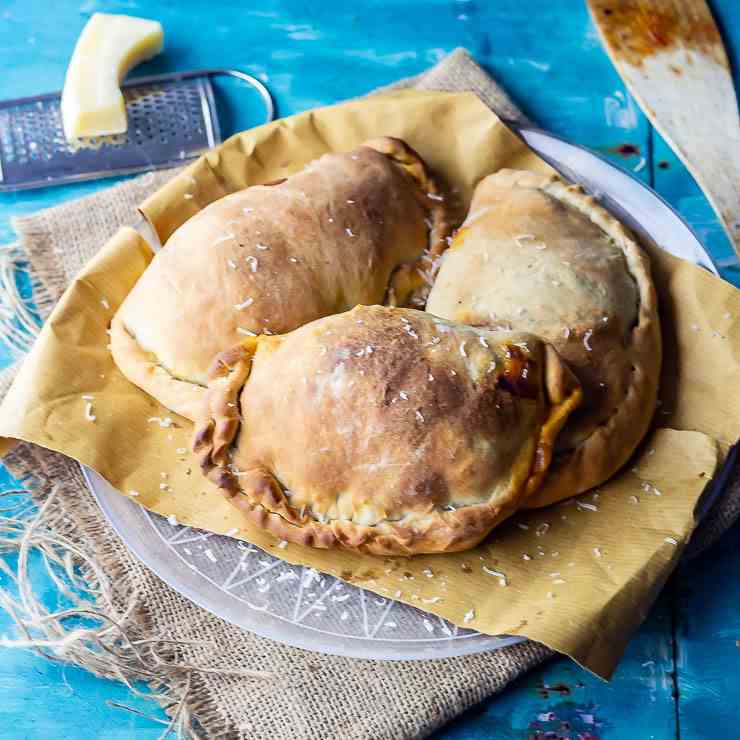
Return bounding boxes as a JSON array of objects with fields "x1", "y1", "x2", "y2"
[
  {"x1": 111, "y1": 138, "x2": 449, "y2": 420},
  {"x1": 194, "y1": 305, "x2": 581, "y2": 555},
  {"x1": 426, "y1": 169, "x2": 661, "y2": 507}
]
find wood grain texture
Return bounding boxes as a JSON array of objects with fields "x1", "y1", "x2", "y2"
[
  {"x1": 0, "y1": 0, "x2": 737, "y2": 738},
  {"x1": 588, "y1": 0, "x2": 740, "y2": 257}
]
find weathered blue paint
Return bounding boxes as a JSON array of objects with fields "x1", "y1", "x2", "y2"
[
  {"x1": 674, "y1": 519, "x2": 740, "y2": 740},
  {"x1": 0, "y1": 0, "x2": 738, "y2": 737},
  {"x1": 433, "y1": 591, "x2": 679, "y2": 740}
]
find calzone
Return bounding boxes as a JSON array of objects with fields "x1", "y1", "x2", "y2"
[
  {"x1": 194, "y1": 305, "x2": 582, "y2": 555},
  {"x1": 111, "y1": 138, "x2": 449, "y2": 420},
  {"x1": 426, "y1": 169, "x2": 661, "y2": 507}
]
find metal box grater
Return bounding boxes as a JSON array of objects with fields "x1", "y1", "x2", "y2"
[{"x1": 0, "y1": 68, "x2": 273, "y2": 191}]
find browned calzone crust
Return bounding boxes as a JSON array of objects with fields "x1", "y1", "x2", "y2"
[
  {"x1": 194, "y1": 305, "x2": 581, "y2": 555},
  {"x1": 111, "y1": 138, "x2": 450, "y2": 420},
  {"x1": 426, "y1": 169, "x2": 661, "y2": 508}
]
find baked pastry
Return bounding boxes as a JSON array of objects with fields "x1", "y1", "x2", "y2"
[
  {"x1": 194, "y1": 305, "x2": 581, "y2": 555},
  {"x1": 111, "y1": 138, "x2": 449, "y2": 420},
  {"x1": 426, "y1": 169, "x2": 661, "y2": 508}
]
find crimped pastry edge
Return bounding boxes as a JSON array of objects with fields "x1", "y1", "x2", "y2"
[
  {"x1": 193, "y1": 326, "x2": 582, "y2": 556},
  {"x1": 478, "y1": 169, "x2": 661, "y2": 508}
]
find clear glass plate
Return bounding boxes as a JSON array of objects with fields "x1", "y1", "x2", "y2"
[{"x1": 83, "y1": 127, "x2": 719, "y2": 660}]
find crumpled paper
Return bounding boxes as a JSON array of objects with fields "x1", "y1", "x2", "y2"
[{"x1": 1, "y1": 90, "x2": 737, "y2": 678}]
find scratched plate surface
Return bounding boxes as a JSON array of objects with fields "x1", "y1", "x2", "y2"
[{"x1": 83, "y1": 127, "x2": 717, "y2": 660}]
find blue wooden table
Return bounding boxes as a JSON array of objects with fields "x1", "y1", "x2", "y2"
[{"x1": 0, "y1": 1, "x2": 738, "y2": 737}]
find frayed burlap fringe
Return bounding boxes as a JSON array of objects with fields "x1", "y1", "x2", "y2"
[
  {"x1": 0, "y1": 242, "x2": 46, "y2": 358},
  {"x1": 0, "y1": 447, "x2": 270, "y2": 738}
]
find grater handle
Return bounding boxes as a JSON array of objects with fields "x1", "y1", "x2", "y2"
[
  {"x1": 130, "y1": 68, "x2": 275, "y2": 125},
  {"x1": 206, "y1": 69, "x2": 275, "y2": 124}
]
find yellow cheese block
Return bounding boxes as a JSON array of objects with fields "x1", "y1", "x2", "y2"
[{"x1": 61, "y1": 13, "x2": 164, "y2": 141}]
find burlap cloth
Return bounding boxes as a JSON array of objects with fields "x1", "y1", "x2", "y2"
[{"x1": 0, "y1": 49, "x2": 738, "y2": 738}]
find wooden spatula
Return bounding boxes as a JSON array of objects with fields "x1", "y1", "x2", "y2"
[{"x1": 587, "y1": 0, "x2": 740, "y2": 260}]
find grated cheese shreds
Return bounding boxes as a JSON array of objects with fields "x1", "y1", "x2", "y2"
[
  {"x1": 213, "y1": 233, "x2": 235, "y2": 246},
  {"x1": 593, "y1": 547, "x2": 603, "y2": 558},
  {"x1": 128, "y1": 490, "x2": 140, "y2": 497},
  {"x1": 100, "y1": 298, "x2": 110, "y2": 309},
  {"x1": 277, "y1": 540, "x2": 288, "y2": 549},
  {"x1": 577, "y1": 501, "x2": 598, "y2": 512},
  {"x1": 583, "y1": 329, "x2": 594, "y2": 351},
  {"x1": 236, "y1": 327, "x2": 256, "y2": 337},
  {"x1": 234, "y1": 297, "x2": 254, "y2": 310},
  {"x1": 225, "y1": 528, "x2": 239, "y2": 537},
  {"x1": 166, "y1": 514, "x2": 178, "y2": 526},
  {"x1": 275, "y1": 571, "x2": 299, "y2": 582},
  {"x1": 463, "y1": 609, "x2": 475, "y2": 623},
  {"x1": 148, "y1": 416, "x2": 173, "y2": 428},
  {"x1": 665, "y1": 536, "x2": 678, "y2": 546},
  {"x1": 482, "y1": 566, "x2": 508, "y2": 586},
  {"x1": 84, "y1": 401, "x2": 96, "y2": 422}
]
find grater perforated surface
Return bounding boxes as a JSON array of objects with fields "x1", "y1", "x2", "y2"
[{"x1": 0, "y1": 69, "x2": 271, "y2": 191}]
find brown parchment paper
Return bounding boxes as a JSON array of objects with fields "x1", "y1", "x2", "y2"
[{"x1": 0, "y1": 91, "x2": 737, "y2": 679}]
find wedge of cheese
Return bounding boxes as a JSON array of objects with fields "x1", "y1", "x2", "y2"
[{"x1": 61, "y1": 13, "x2": 164, "y2": 141}]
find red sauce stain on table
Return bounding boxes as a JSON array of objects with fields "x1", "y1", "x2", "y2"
[
  {"x1": 589, "y1": 0, "x2": 727, "y2": 68},
  {"x1": 610, "y1": 143, "x2": 641, "y2": 157}
]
